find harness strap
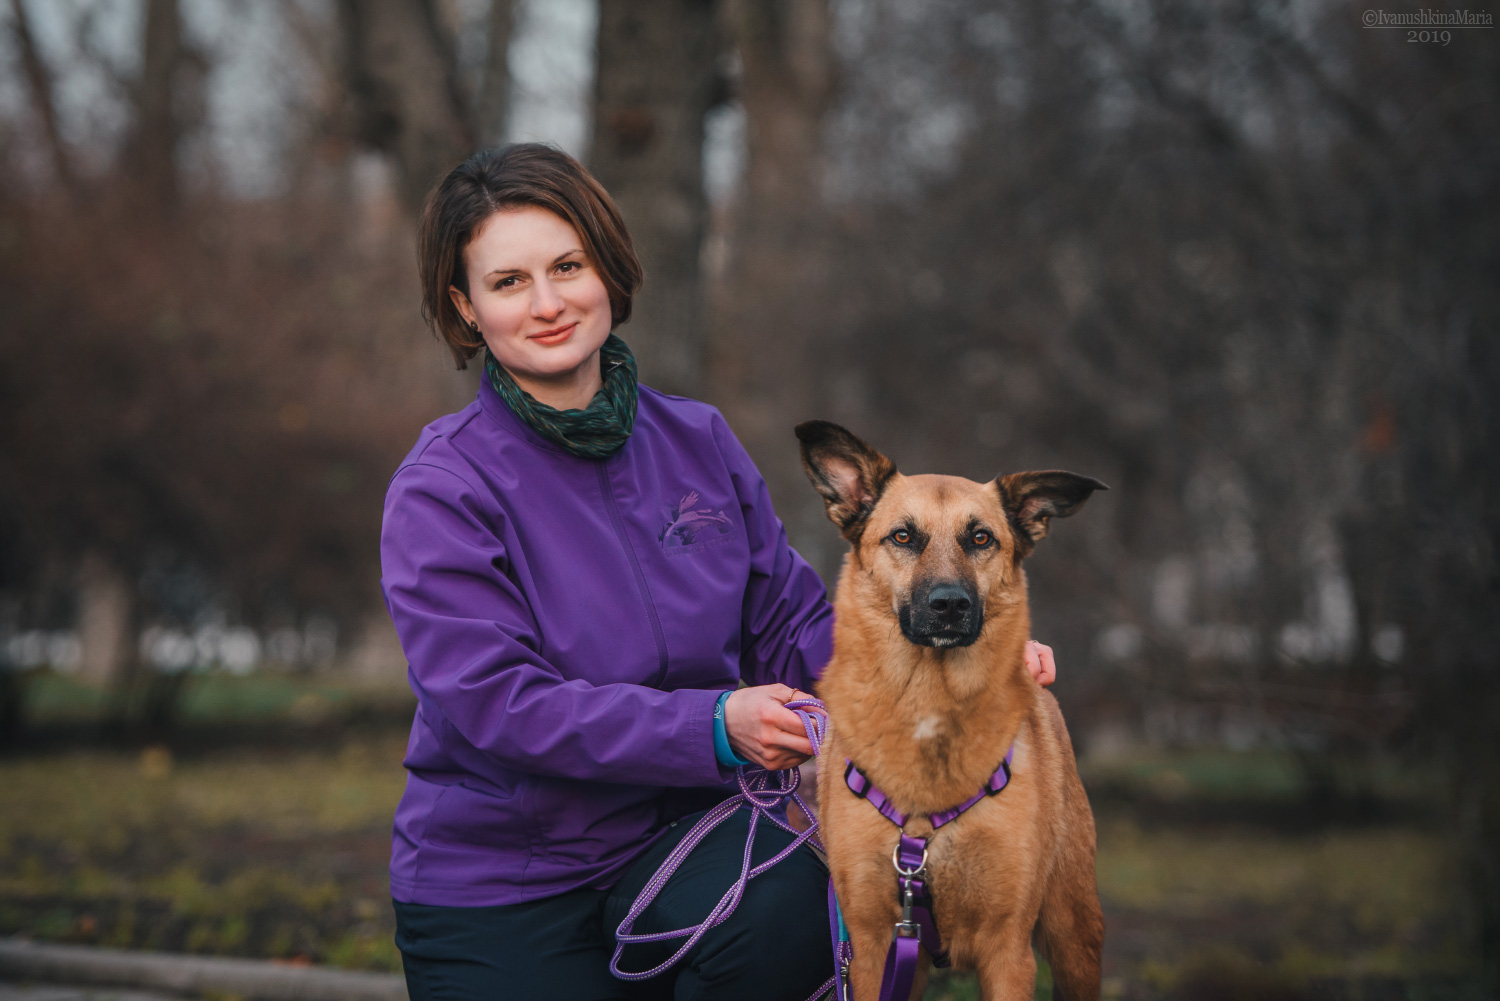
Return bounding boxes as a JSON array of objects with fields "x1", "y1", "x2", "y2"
[
  {"x1": 843, "y1": 759, "x2": 909, "y2": 826},
  {"x1": 847, "y1": 746, "x2": 1016, "y2": 996},
  {"x1": 929, "y1": 746, "x2": 1014, "y2": 829},
  {"x1": 895, "y1": 833, "x2": 948, "y2": 967},
  {"x1": 844, "y1": 747, "x2": 1014, "y2": 830}
]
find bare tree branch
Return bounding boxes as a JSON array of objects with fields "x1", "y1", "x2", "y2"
[{"x1": 8, "y1": 0, "x2": 77, "y2": 189}]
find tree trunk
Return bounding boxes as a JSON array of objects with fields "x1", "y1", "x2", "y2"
[
  {"x1": 724, "y1": 0, "x2": 834, "y2": 228},
  {"x1": 8, "y1": 0, "x2": 77, "y2": 190},
  {"x1": 76, "y1": 552, "x2": 135, "y2": 688},
  {"x1": 124, "y1": 0, "x2": 203, "y2": 216},
  {"x1": 711, "y1": 0, "x2": 835, "y2": 485},
  {"x1": 338, "y1": 0, "x2": 475, "y2": 216},
  {"x1": 591, "y1": 0, "x2": 721, "y2": 397},
  {"x1": 474, "y1": 0, "x2": 516, "y2": 148}
]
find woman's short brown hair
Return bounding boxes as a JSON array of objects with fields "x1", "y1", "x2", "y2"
[{"x1": 417, "y1": 143, "x2": 643, "y2": 370}]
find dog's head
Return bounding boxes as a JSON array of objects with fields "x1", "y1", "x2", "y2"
[{"x1": 796, "y1": 420, "x2": 1106, "y2": 649}]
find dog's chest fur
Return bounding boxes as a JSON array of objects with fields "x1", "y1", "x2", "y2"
[{"x1": 813, "y1": 570, "x2": 1077, "y2": 969}]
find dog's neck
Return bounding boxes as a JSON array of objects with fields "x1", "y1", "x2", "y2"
[{"x1": 820, "y1": 567, "x2": 1037, "y2": 816}]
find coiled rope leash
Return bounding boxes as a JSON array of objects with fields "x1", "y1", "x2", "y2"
[{"x1": 610, "y1": 699, "x2": 838, "y2": 1001}]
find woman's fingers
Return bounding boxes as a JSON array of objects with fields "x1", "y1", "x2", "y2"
[
  {"x1": 725, "y1": 685, "x2": 820, "y2": 769},
  {"x1": 787, "y1": 689, "x2": 826, "y2": 713},
  {"x1": 1025, "y1": 639, "x2": 1057, "y2": 686}
]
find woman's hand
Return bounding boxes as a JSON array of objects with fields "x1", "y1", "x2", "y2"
[
  {"x1": 1025, "y1": 640, "x2": 1057, "y2": 686},
  {"x1": 724, "y1": 684, "x2": 823, "y2": 771}
]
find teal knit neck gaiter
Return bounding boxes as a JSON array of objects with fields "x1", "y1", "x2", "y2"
[{"x1": 484, "y1": 333, "x2": 639, "y2": 460}]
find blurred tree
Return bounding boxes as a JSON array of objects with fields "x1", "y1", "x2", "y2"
[
  {"x1": 711, "y1": 0, "x2": 835, "y2": 470},
  {"x1": 122, "y1": 0, "x2": 205, "y2": 216},
  {"x1": 0, "y1": 2, "x2": 467, "y2": 716},
  {"x1": 724, "y1": 0, "x2": 834, "y2": 225},
  {"x1": 336, "y1": 0, "x2": 475, "y2": 215},
  {"x1": 474, "y1": 0, "x2": 516, "y2": 148},
  {"x1": 6, "y1": 0, "x2": 77, "y2": 190},
  {"x1": 591, "y1": 0, "x2": 721, "y2": 395}
]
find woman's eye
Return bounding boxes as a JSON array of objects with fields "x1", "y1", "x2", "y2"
[
  {"x1": 495, "y1": 276, "x2": 519, "y2": 289},
  {"x1": 973, "y1": 531, "x2": 991, "y2": 547},
  {"x1": 892, "y1": 530, "x2": 911, "y2": 545},
  {"x1": 557, "y1": 261, "x2": 580, "y2": 274}
]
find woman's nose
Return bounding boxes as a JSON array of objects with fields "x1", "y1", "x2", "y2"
[{"x1": 531, "y1": 280, "x2": 564, "y2": 320}]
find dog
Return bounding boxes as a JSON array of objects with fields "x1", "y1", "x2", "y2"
[{"x1": 797, "y1": 420, "x2": 1106, "y2": 1001}]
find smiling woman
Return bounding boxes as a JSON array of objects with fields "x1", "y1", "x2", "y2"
[{"x1": 389, "y1": 143, "x2": 839, "y2": 1001}]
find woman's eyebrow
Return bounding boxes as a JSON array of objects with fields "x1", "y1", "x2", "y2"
[{"x1": 482, "y1": 249, "x2": 584, "y2": 280}]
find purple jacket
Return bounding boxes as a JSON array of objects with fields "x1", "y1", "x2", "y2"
[{"x1": 380, "y1": 377, "x2": 833, "y2": 906}]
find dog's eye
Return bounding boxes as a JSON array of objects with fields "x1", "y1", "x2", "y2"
[
  {"x1": 972, "y1": 530, "x2": 991, "y2": 547},
  {"x1": 892, "y1": 529, "x2": 912, "y2": 545}
]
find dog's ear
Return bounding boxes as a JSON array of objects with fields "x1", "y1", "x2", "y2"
[
  {"x1": 997, "y1": 470, "x2": 1108, "y2": 557},
  {"x1": 796, "y1": 420, "x2": 898, "y2": 541}
]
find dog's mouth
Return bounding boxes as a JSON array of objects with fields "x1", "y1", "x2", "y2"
[
  {"x1": 926, "y1": 632, "x2": 974, "y2": 648},
  {"x1": 907, "y1": 628, "x2": 981, "y2": 649},
  {"x1": 897, "y1": 607, "x2": 983, "y2": 649}
]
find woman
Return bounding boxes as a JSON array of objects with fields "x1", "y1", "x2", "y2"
[{"x1": 381, "y1": 143, "x2": 1058, "y2": 1000}]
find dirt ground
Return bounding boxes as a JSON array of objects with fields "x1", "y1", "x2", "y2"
[{"x1": 0, "y1": 685, "x2": 1483, "y2": 1000}]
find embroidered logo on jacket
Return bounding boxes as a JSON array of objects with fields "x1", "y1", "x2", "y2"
[{"x1": 659, "y1": 491, "x2": 733, "y2": 549}]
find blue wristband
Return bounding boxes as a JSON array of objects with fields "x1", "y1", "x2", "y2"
[{"x1": 713, "y1": 690, "x2": 749, "y2": 767}]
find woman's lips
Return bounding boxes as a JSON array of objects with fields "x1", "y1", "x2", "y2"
[{"x1": 528, "y1": 322, "x2": 577, "y2": 345}]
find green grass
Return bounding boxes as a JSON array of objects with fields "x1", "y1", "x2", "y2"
[
  {"x1": 0, "y1": 733, "x2": 409, "y2": 971},
  {"x1": 0, "y1": 716, "x2": 1483, "y2": 995},
  {"x1": 19, "y1": 670, "x2": 414, "y2": 727}
]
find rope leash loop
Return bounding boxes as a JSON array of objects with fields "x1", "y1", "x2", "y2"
[{"x1": 609, "y1": 696, "x2": 833, "y2": 998}]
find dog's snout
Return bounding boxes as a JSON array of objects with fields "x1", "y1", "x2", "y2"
[
  {"x1": 900, "y1": 580, "x2": 983, "y2": 648},
  {"x1": 927, "y1": 585, "x2": 972, "y2": 617}
]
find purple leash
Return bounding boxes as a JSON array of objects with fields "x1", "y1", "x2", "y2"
[{"x1": 611, "y1": 699, "x2": 838, "y2": 1001}]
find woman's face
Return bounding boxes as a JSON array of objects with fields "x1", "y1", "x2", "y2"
[{"x1": 450, "y1": 206, "x2": 613, "y2": 406}]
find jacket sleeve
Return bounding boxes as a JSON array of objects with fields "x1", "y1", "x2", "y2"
[
  {"x1": 380, "y1": 460, "x2": 726, "y2": 787},
  {"x1": 712, "y1": 415, "x2": 835, "y2": 692}
]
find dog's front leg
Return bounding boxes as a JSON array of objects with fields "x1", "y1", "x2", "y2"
[
  {"x1": 973, "y1": 925, "x2": 1038, "y2": 1001},
  {"x1": 846, "y1": 923, "x2": 890, "y2": 1001}
]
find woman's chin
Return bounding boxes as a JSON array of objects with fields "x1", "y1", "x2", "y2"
[{"x1": 501, "y1": 348, "x2": 607, "y2": 396}]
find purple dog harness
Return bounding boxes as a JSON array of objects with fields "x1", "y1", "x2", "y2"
[
  {"x1": 611, "y1": 698, "x2": 1015, "y2": 1001},
  {"x1": 843, "y1": 748, "x2": 1014, "y2": 1001}
]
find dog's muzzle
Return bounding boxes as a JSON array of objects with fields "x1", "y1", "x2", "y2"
[{"x1": 900, "y1": 582, "x2": 983, "y2": 648}]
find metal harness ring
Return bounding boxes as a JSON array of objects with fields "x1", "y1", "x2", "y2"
[{"x1": 891, "y1": 842, "x2": 929, "y2": 877}]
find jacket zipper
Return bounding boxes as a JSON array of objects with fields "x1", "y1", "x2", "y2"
[{"x1": 595, "y1": 462, "x2": 671, "y2": 687}]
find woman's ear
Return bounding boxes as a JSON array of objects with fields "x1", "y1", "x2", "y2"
[{"x1": 449, "y1": 286, "x2": 478, "y2": 330}]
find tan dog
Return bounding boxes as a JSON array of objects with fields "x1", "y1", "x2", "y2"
[{"x1": 797, "y1": 420, "x2": 1106, "y2": 1001}]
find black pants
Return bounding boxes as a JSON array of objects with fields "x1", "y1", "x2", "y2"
[{"x1": 394, "y1": 805, "x2": 833, "y2": 1001}]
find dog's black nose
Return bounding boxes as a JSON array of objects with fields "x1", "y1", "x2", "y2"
[
  {"x1": 928, "y1": 585, "x2": 972, "y2": 618},
  {"x1": 901, "y1": 581, "x2": 984, "y2": 647}
]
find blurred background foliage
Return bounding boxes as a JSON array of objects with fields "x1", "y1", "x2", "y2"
[{"x1": 0, "y1": 0, "x2": 1495, "y2": 997}]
